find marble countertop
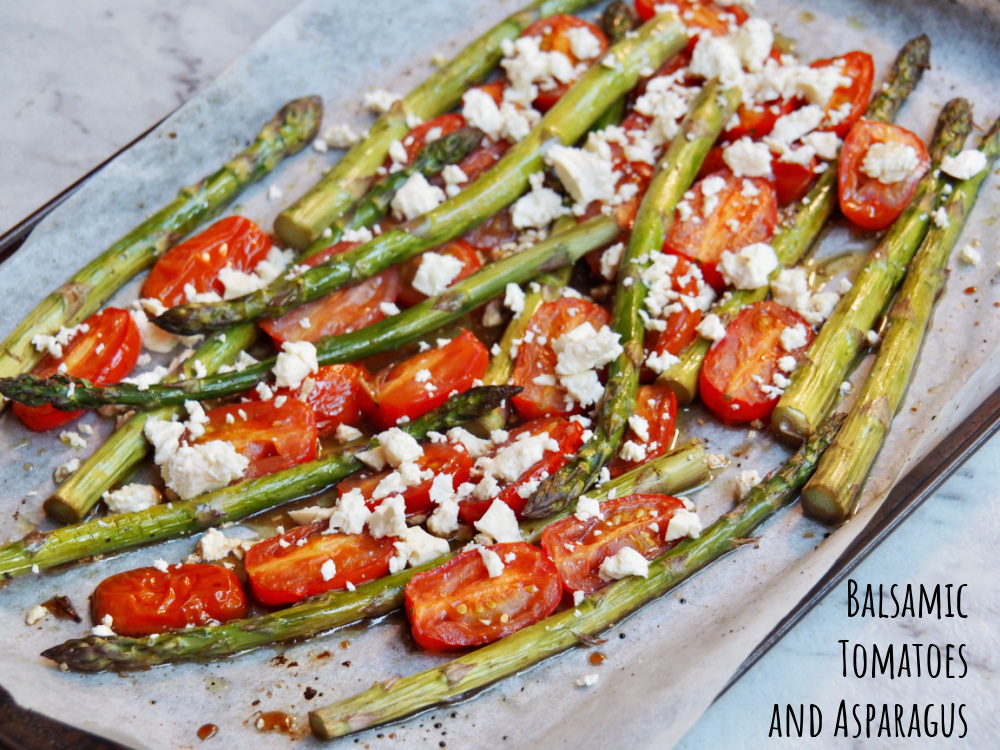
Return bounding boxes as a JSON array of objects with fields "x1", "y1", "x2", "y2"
[{"x1": 1, "y1": 1, "x2": 996, "y2": 747}]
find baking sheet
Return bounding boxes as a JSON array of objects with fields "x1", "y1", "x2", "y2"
[{"x1": 2, "y1": 0, "x2": 999, "y2": 747}]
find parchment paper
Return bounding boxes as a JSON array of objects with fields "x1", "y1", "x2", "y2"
[{"x1": 1, "y1": 0, "x2": 999, "y2": 747}]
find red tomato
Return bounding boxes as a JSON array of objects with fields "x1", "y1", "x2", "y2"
[
  {"x1": 510, "y1": 298, "x2": 612, "y2": 420},
  {"x1": 772, "y1": 156, "x2": 821, "y2": 206},
  {"x1": 635, "y1": 0, "x2": 748, "y2": 37},
  {"x1": 520, "y1": 15, "x2": 609, "y2": 111},
  {"x1": 141, "y1": 216, "x2": 273, "y2": 308},
  {"x1": 642, "y1": 255, "x2": 705, "y2": 378},
  {"x1": 696, "y1": 142, "x2": 729, "y2": 181},
  {"x1": 244, "y1": 523, "x2": 396, "y2": 606},
  {"x1": 252, "y1": 363, "x2": 368, "y2": 439},
  {"x1": 397, "y1": 240, "x2": 483, "y2": 306},
  {"x1": 91, "y1": 564, "x2": 247, "y2": 637},
  {"x1": 541, "y1": 494, "x2": 688, "y2": 594},
  {"x1": 260, "y1": 241, "x2": 399, "y2": 345},
  {"x1": 337, "y1": 442, "x2": 474, "y2": 517},
  {"x1": 14, "y1": 308, "x2": 141, "y2": 432},
  {"x1": 452, "y1": 138, "x2": 511, "y2": 184},
  {"x1": 606, "y1": 386, "x2": 678, "y2": 477},
  {"x1": 812, "y1": 51, "x2": 875, "y2": 138},
  {"x1": 197, "y1": 399, "x2": 318, "y2": 481},
  {"x1": 723, "y1": 98, "x2": 798, "y2": 141},
  {"x1": 837, "y1": 119, "x2": 930, "y2": 231},
  {"x1": 462, "y1": 208, "x2": 519, "y2": 256},
  {"x1": 699, "y1": 301, "x2": 813, "y2": 423},
  {"x1": 405, "y1": 542, "x2": 562, "y2": 650},
  {"x1": 663, "y1": 169, "x2": 778, "y2": 291},
  {"x1": 458, "y1": 417, "x2": 586, "y2": 524},
  {"x1": 396, "y1": 114, "x2": 466, "y2": 165},
  {"x1": 358, "y1": 330, "x2": 489, "y2": 429}
]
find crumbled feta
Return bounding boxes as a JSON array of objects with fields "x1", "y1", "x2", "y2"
[
  {"x1": 123, "y1": 364, "x2": 169, "y2": 390},
  {"x1": 777, "y1": 355, "x2": 797, "y2": 373},
  {"x1": 103, "y1": 484, "x2": 161, "y2": 514},
  {"x1": 628, "y1": 414, "x2": 651, "y2": 443},
  {"x1": 162, "y1": 441, "x2": 249, "y2": 500},
  {"x1": 363, "y1": 88, "x2": 400, "y2": 114},
  {"x1": 551, "y1": 322, "x2": 623, "y2": 406},
  {"x1": 666, "y1": 507, "x2": 702, "y2": 541},
  {"x1": 728, "y1": 17, "x2": 773, "y2": 72},
  {"x1": 566, "y1": 26, "x2": 603, "y2": 60},
  {"x1": 474, "y1": 499, "x2": 522, "y2": 543},
  {"x1": 645, "y1": 349, "x2": 680, "y2": 375},
  {"x1": 427, "y1": 494, "x2": 461, "y2": 537},
  {"x1": 377, "y1": 428, "x2": 423, "y2": 467},
  {"x1": 940, "y1": 150, "x2": 987, "y2": 180},
  {"x1": 619, "y1": 440, "x2": 647, "y2": 463},
  {"x1": 391, "y1": 173, "x2": 447, "y2": 221},
  {"x1": 355, "y1": 445, "x2": 387, "y2": 471},
  {"x1": 860, "y1": 141, "x2": 920, "y2": 184},
  {"x1": 335, "y1": 424, "x2": 364, "y2": 443},
  {"x1": 779, "y1": 323, "x2": 808, "y2": 352},
  {"x1": 92, "y1": 614, "x2": 116, "y2": 638},
  {"x1": 53, "y1": 457, "x2": 81, "y2": 483},
  {"x1": 320, "y1": 559, "x2": 337, "y2": 581},
  {"x1": 327, "y1": 488, "x2": 373, "y2": 535},
  {"x1": 183, "y1": 399, "x2": 210, "y2": 440},
  {"x1": 412, "y1": 251, "x2": 464, "y2": 297},
  {"x1": 447, "y1": 427, "x2": 493, "y2": 458},
  {"x1": 930, "y1": 206, "x2": 950, "y2": 229},
  {"x1": 60, "y1": 430, "x2": 87, "y2": 450},
  {"x1": 143, "y1": 418, "x2": 186, "y2": 465},
  {"x1": 286, "y1": 506, "x2": 335, "y2": 526},
  {"x1": 574, "y1": 494, "x2": 605, "y2": 522},
  {"x1": 478, "y1": 547, "x2": 506, "y2": 578},
  {"x1": 324, "y1": 123, "x2": 361, "y2": 149},
  {"x1": 599, "y1": 242, "x2": 625, "y2": 281},
  {"x1": 273, "y1": 340, "x2": 319, "y2": 390},
  {"x1": 379, "y1": 301, "x2": 401, "y2": 316},
  {"x1": 576, "y1": 673, "x2": 600, "y2": 688},
  {"x1": 389, "y1": 526, "x2": 451, "y2": 573},
  {"x1": 599, "y1": 547, "x2": 649, "y2": 580},
  {"x1": 736, "y1": 469, "x2": 762, "y2": 498},
  {"x1": 764, "y1": 105, "x2": 825, "y2": 153},
  {"x1": 31, "y1": 322, "x2": 88, "y2": 359},
  {"x1": 723, "y1": 138, "x2": 773, "y2": 178},
  {"x1": 511, "y1": 180, "x2": 567, "y2": 229},
  {"x1": 25, "y1": 604, "x2": 50, "y2": 626},
  {"x1": 544, "y1": 144, "x2": 617, "y2": 205},
  {"x1": 720, "y1": 243, "x2": 779, "y2": 290},
  {"x1": 367, "y1": 494, "x2": 407, "y2": 538},
  {"x1": 706, "y1": 453, "x2": 729, "y2": 470},
  {"x1": 959, "y1": 244, "x2": 981, "y2": 266},
  {"x1": 267, "y1": 185, "x2": 283, "y2": 202},
  {"x1": 696, "y1": 313, "x2": 728, "y2": 342},
  {"x1": 197, "y1": 528, "x2": 253, "y2": 562},
  {"x1": 802, "y1": 131, "x2": 841, "y2": 160},
  {"x1": 689, "y1": 35, "x2": 744, "y2": 89},
  {"x1": 504, "y1": 283, "x2": 526, "y2": 314}
]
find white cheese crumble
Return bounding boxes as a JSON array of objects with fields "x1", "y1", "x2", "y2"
[
  {"x1": 367, "y1": 494, "x2": 408, "y2": 538},
  {"x1": 324, "y1": 123, "x2": 361, "y2": 149},
  {"x1": 447, "y1": 427, "x2": 494, "y2": 458},
  {"x1": 551, "y1": 322, "x2": 623, "y2": 407},
  {"x1": 504, "y1": 283, "x2": 527, "y2": 315},
  {"x1": 60, "y1": 430, "x2": 88, "y2": 450},
  {"x1": 940, "y1": 150, "x2": 987, "y2": 180},
  {"x1": 273, "y1": 340, "x2": 319, "y2": 390},
  {"x1": 599, "y1": 547, "x2": 649, "y2": 580},
  {"x1": 412, "y1": 251, "x2": 464, "y2": 297},
  {"x1": 25, "y1": 604, "x2": 50, "y2": 626},
  {"x1": 92, "y1": 614, "x2": 116, "y2": 638},
  {"x1": 959, "y1": 244, "x2": 981, "y2": 267},
  {"x1": 544, "y1": 144, "x2": 617, "y2": 205},
  {"x1": 320, "y1": 559, "x2": 337, "y2": 581},
  {"x1": 860, "y1": 141, "x2": 920, "y2": 184},
  {"x1": 335, "y1": 424, "x2": 364, "y2": 443},
  {"x1": 627, "y1": 414, "x2": 650, "y2": 444},
  {"x1": 930, "y1": 206, "x2": 950, "y2": 229},
  {"x1": 779, "y1": 323, "x2": 808, "y2": 352},
  {"x1": 723, "y1": 138, "x2": 773, "y2": 178},
  {"x1": 363, "y1": 88, "x2": 400, "y2": 114},
  {"x1": 162, "y1": 441, "x2": 249, "y2": 500},
  {"x1": 511, "y1": 173, "x2": 567, "y2": 229},
  {"x1": 576, "y1": 673, "x2": 600, "y2": 688},
  {"x1": 197, "y1": 528, "x2": 253, "y2": 562},
  {"x1": 574, "y1": 495, "x2": 605, "y2": 522},
  {"x1": 665, "y1": 507, "x2": 702, "y2": 541},
  {"x1": 720, "y1": 243, "x2": 779, "y2": 290},
  {"x1": 645, "y1": 349, "x2": 680, "y2": 375},
  {"x1": 53, "y1": 457, "x2": 81, "y2": 483},
  {"x1": 103, "y1": 484, "x2": 161, "y2": 514},
  {"x1": 327, "y1": 489, "x2": 373, "y2": 535},
  {"x1": 390, "y1": 526, "x2": 450, "y2": 573},
  {"x1": 566, "y1": 26, "x2": 603, "y2": 60},
  {"x1": 736, "y1": 469, "x2": 762, "y2": 499},
  {"x1": 478, "y1": 546, "x2": 506, "y2": 578},
  {"x1": 474, "y1": 499, "x2": 523, "y2": 543},
  {"x1": 391, "y1": 173, "x2": 446, "y2": 221},
  {"x1": 377, "y1": 428, "x2": 423, "y2": 467},
  {"x1": 696, "y1": 313, "x2": 728, "y2": 342},
  {"x1": 31, "y1": 322, "x2": 88, "y2": 359},
  {"x1": 599, "y1": 242, "x2": 624, "y2": 281}
]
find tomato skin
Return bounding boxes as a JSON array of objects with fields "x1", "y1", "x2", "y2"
[
  {"x1": 772, "y1": 157, "x2": 820, "y2": 207},
  {"x1": 541, "y1": 494, "x2": 688, "y2": 595},
  {"x1": 260, "y1": 241, "x2": 399, "y2": 345},
  {"x1": 812, "y1": 51, "x2": 874, "y2": 138},
  {"x1": 724, "y1": 97, "x2": 798, "y2": 142},
  {"x1": 393, "y1": 114, "x2": 467, "y2": 166},
  {"x1": 358, "y1": 330, "x2": 489, "y2": 429},
  {"x1": 606, "y1": 386, "x2": 677, "y2": 478},
  {"x1": 14, "y1": 308, "x2": 141, "y2": 432},
  {"x1": 520, "y1": 16, "x2": 609, "y2": 111},
  {"x1": 141, "y1": 216, "x2": 273, "y2": 308},
  {"x1": 699, "y1": 301, "x2": 813, "y2": 424},
  {"x1": 511, "y1": 298, "x2": 612, "y2": 420},
  {"x1": 244, "y1": 523, "x2": 396, "y2": 606},
  {"x1": 458, "y1": 417, "x2": 586, "y2": 524},
  {"x1": 838, "y1": 119, "x2": 930, "y2": 231},
  {"x1": 302, "y1": 364, "x2": 369, "y2": 439},
  {"x1": 397, "y1": 240, "x2": 482, "y2": 307},
  {"x1": 338, "y1": 442, "x2": 474, "y2": 517},
  {"x1": 198, "y1": 399, "x2": 318, "y2": 480},
  {"x1": 91, "y1": 564, "x2": 247, "y2": 637},
  {"x1": 664, "y1": 169, "x2": 778, "y2": 291},
  {"x1": 405, "y1": 542, "x2": 562, "y2": 650}
]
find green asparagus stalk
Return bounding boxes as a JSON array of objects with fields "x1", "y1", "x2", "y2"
[
  {"x1": 522, "y1": 80, "x2": 739, "y2": 519},
  {"x1": 658, "y1": 34, "x2": 932, "y2": 404},
  {"x1": 772, "y1": 98, "x2": 973, "y2": 443},
  {"x1": 802, "y1": 120, "x2": 1000, "y2": 523},
  {"x1": 152, "y1": 13, "x2": 688, "y2": 336},
  {"x1": 589, "y1": 0, "x2": 641, "y2": 133},
  {"x1": 40, "y1": 442, "x2": 707, "y2": 672},
  {"x1": 0, "y1": 387, "x2": 516, "y2": 582},
  {"x1": 308, "y1": 416, "x2": 843, "y2": 739},
  {"x1": 0, "y1": 97, "x2": 321, "y2": 411},
  {"x1": 0, "y1": 215, "x2": 622, "y2": 411},
  {"x1": 43, "y1": 325, "x2": 259, "y2": 524},
  {"x1": 273, "y1": 0, "x2": 600, "y2": 250}
]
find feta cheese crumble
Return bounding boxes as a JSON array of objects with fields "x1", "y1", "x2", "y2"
[
  {"x1": 391, "y1": 173, "x2": 447, "y2": 221},
  {"x1": 273, "y1": 340, "x2": 319, "y2": 390},
  {"x1": 551, "y1": 322, "x2": 623, "y2": 406},
  {"x1": 412, "y1": 251, "x2": 464, "y2": 297},
  {"x1": 860, "y1": 141, "x2": 920, "y2": 184},
  {"x1": 940, "y1": 150, "x2": 986, "y2": 180},
  {"x1": 599, "y1": 547, "x2": 649, "y2": 580},
  {"x1": 103, "y1": 484, "x2": 161, "y2": 514},
  {"x1": 720, "y1": 243, "x2": 779, "y2": 290}
]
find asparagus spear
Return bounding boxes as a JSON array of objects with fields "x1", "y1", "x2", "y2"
[
  {"x1": 589, "y1": 0, "x2": 641, "y2": 133},
  {"x1": 152, "y1": 13, "x2": 688, "y2": 336},
  {"x1": 658, "y1": 35, "x2": 932, "y2": 404},
  {"x1": 309, "y1": 416, "x2": 843, "y2": 739},
  {"x1": 772, "y1": 98, "x2": 973, "y2": 443},
  {"x1": 42, "y1": 130, "x2": 482, "y2": 524},
  {"x1": 0, "y1": 387, "x2": 516, "y2": 582},
  {"x1": 40, "y1": 441, "x2": 707, "y2": 672},
  {"x1": 272, "y1": 0, "x2": 600, "y2": 250},
  {"x1": 0, "y1": 97, "x2": 321, "y2": 411},
  {"x1": 802, "y1": 120, "x2": 1000, "y2": 523},
  {"x1": 0, "y1": 215, "x2": 622, "y2": 411},
  {"x1": 523, "y1": 80, "x2": 740, "y2": 519}
]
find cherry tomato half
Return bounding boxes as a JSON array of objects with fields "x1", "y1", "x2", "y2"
[
  {"x1": 259, "y1": 241, "x2": 400, "y2": 345},
  {"x1": 541, "y1": 494, "x2": 689, "y2": 594},
  {"x1": 699, "y1": 301, "x2": 813, "y2": 423},
  {"x1": 397, "y1": 240, "x2": 483, "y2": 307},
  {"x1": 14, "y1": 307, "x2": 141, "y2": 432},
  {"x1": 405, "y1": 542, "x2": 562, "y2": 650},
  {"x1": 772, "y1": 156, "x2": 821, "y2": 207},
  {"x1": 520, "y1": 15, "x2": 609, "y2": 111},
  {"x1": 837, "y1": 119, "x2": 930, "y2": 231},
  {"x1": 244, "y1": 522, "x2": 396, "y2": 606},
  {"x1": 635, "y1": 0, "x2": 748, "y2": 49},
  {"x1": 358, "y1": 329, "x2": 489, "y2": 429},
  {"x1": 462, "y1": 208, "x2": 519, "y2": 256},
  {"x1": 511, "y1": 298, "x2": 612, "y2": 420},
  {"x1": 664, "y1": 169, "x2": 778, "y2": 291},
  {"x1": 91, "y1": 564, "x2": 247, "y2": 637},
  {"x1": 642, "y1": 255, "x2": 705, "y2": 379},
  {"x1": 812, "y1": 51, "x2": 875, "y2": 138},
  {"x1": 606, "y1": 386, "x2": 678, "y2": 478},
  {"x1": 396, "y1": 114, "x2": 467, "y2": 166},
  {"x1": 338, "y1": 441, "x2": 474, "y2": 517},
  {"x1": 141, "y1": 216, "x2": 273, "y2": 308},
  {"x1": 198, "y1": 399, "x2": 318, "y2": 481}
]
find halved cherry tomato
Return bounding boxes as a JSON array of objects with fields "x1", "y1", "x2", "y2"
[
  {"x1": 244, "y1": 522, "x2": 396, "y2": 606},
  {"x1": 458, "y1": 417, "x2": 586, "y2": 524},
  {"x1": 837, "y1": 119, "x2": 930, "y2": 231},
  {"x1": 541, "y1": 494, "x2": 688, "y2": 594},
  {"x1": 358, "y1": 329, "x2": 489, "y2": 429},
  {"x1": 259, "y1": 241, "x2": 400, "y2": 345},
  {"x1": 397, "y1": 240, "x2": 483, "y2": 306},
  {"x1": 772, "y1": 156, "x2": 821, "y2": 206},
  {"x1": 405, "y1": 541, "x2": 561, "y2": 650},
  {"x1": 250, "y1": 363, "x2": 369, "y2": 439},
  {"x1": 642, "y1": 255, "x2": 705, "y2": 379},
  {"x1": 452, "y1": 138, "x2": 511, "y2": 184},
  {"x1": 462, "y1": 208, "x2": 519, "y2": 255},
  {"x1": 141, "y1": 216, "x2": 273, "y2": 308},
  {"x1": 511, "y1": 298, "x2": 611, "y2": 420},
  {"x1": 724, "y1": 97, "x2": 799, "y2": 142},
  {"x1": 699, "y1": 301, "x2": 813, "y2": 423},
  {"x1": 812, "y1": 51, "x2": 874, "y2": 138},
  {"x1": 338, "y1": 442, "x2": 473, "y2": 517},
  {"x1": 607, "y1": 386, "x2": 678, "y2": 477},
  {"x1": 635, "y1": 0, "x2": 748, "y2": 44},
  {"x1": 663, "y1": 169, "x2": 778, "y2": 291},
  {"x1": 14, "y1": 308, "x2": 141, "y2": 432},
  {"x1": 520, "y1": 15, "x2": 609, "y2": 111},
  {"x1": 197, "y1": 399, "x2": 318, "y2": 480},
  {"x1": 395, "y1": 114, "x2": 466, "y2": 165},
  {"x1": 91, "y1": 564, "x2": 247, "y2": 637}
]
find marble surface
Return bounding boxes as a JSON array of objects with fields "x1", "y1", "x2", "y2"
[{"x1": 0, "y1": 1, "x2": 997, "y2": 747}]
